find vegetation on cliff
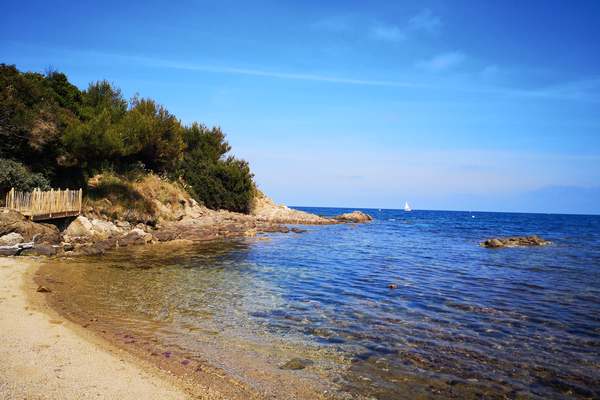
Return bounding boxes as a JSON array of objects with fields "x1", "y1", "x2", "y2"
[{"x1": 0, "y1": 64, "x2": 254, "y2": 213}]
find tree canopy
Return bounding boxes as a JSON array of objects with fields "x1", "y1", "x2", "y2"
[{"x1": 0, "y1": 64, "x2": 254, "y2": 213}]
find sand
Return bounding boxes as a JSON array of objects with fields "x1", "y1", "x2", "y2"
[{"x1": 0, "y1": 257, "x2": 192, "y2": 400}]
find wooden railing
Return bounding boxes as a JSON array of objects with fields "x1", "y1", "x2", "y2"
[{"x1": 5, "y1": 188, "x2": 82, "y2": 221}]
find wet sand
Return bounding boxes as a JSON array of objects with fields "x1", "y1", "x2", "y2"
[{"x1": 0, "y1": 257, "x2": 215, "y2": 400}]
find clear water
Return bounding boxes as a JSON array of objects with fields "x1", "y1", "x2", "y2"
[{"x1": 42, "y1": 209, "x2": 600, "y2": 399}]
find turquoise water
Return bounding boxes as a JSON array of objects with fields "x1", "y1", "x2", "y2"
[{"x1": 44, "y1": 209, "x2": 600, "y2": 399}]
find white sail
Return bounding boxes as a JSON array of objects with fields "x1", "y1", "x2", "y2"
[{"x1": 404, "y1": 201, "x2": 412, "y2": 212}]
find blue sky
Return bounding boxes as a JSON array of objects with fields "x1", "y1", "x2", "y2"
[{"x1": 2, "y1": 0, "x2": 600, "y2": 214}]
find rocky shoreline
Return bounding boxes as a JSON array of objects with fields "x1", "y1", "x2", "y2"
[
  {"x1": 0, "y1": 198, "x2": 373, "y2": 258},
  {"x1": 480, "y1": 235, "x2": 551, "y2": 248}
]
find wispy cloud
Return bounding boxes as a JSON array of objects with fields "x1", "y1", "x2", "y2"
[
  {"x1": 369, "y1": 9, "x2": 442, "y2": 42},
  {"x1": 408, "y1": 9, "x2": 442, "y2": 33},
  {"x1": 369, "y1": 24, "x2": 406, "y2": 42},
  {"x1": 12, "y1": 42, "x2": 599, "y2": 103},
  {"x1": 417, "y1": 51, "x2": 466, "y2": 72},
  {"x1": 315, "y1": 9, "x2": 442, "y2": 43},
  {"x1": 139, "y1": 53, "x2": 600, "y2": 102}
]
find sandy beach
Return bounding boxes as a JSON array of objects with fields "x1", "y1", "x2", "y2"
[{"x1": 0, "y1": 257, "x2": 194, "y2": 400}]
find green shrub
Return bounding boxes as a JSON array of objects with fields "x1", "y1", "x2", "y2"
[
  {"x1": 177, "y1": 124, "x2": 254, "y2": 213},
  {"x1": 0, "y1": 158, "x2": 50, "y2": 198},
  {"x1": 0, "y1": 64, "x2": 257, "y2": 214}
]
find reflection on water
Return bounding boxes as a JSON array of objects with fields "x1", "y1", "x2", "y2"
[{"x1": 41, "y1": 209, "x2": 600, "y2": 399}]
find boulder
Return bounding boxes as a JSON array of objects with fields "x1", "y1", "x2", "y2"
[
  {"x1": 0, "y1": 248, "x2": 20, "y2": 256},
  {"x1": 64, "y1": 216, "x2": 121, "y2": 240},
  {"x1": 63, "y1": 216, "x2": 94, "y2": 238},
  {"x1": 0, "y1": 210, "x2": 61, "y2": 244},
  {"x1": 0, "y1": 232, "x2": 24, "y2": 246},
  {"x1": 334, "y1": 211, "x2": 373, "y2": 223},
  {"x1": 89, "y1": 219, "x2": 121, "y2": 239},
  {"x1": 62, "y1": 242, "x2": 75, "y2": 252},
  {"x1": 481, "y1": 235, "x2": 551, "y2": 248},
  {"x1": 115, "y1": 220, "x2": 131, "y2": 229},
  {"x1": 119, "y1": 228, "x2": 153, "y2": 246}
]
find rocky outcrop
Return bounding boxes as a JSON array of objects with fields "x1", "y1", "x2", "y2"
[
  {"x1": 250, "y1": 190, "x2": 335, "y2": 225},
  {"x1": 63, "y1": 215, "x2": 94, "y2": 237},
  {"x1": 334, "y1": 211, "x2": 373, "y2": 223},
  {"x1": 118, "y1": 228, "x2": 153, "y2": 246},
  {"x1": 1, "y1": 184, "x2": 378, "y2": 258},
  {"x1": 0, "y1": 232, "x2": 24, "y2": 246},
  {"x1": 63, "y1": 216, "x2": 122, "y2": 240},
  {"x1": 481, "y1": 235, "x2": 551, "y2": 248},
  {"x1": 0, "y1": 209, "x2": 61, "y2": 244}
]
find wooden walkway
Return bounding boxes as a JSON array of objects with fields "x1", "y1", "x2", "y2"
[{"x1": 5, "y1": 188, "x2": 82, "y2": 221}]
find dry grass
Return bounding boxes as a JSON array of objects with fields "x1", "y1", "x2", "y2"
[{"x1": 84, "y1": 173, "x2": 191, "y2": 225}]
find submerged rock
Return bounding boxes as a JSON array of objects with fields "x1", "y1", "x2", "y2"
[
  {"x1": 20, "y1": 244, "x2": 58, "y2": 256},
  {"x1": 481, "y1": 235, "x2": 551, "y2": 248},
  {"x1": 334, "y1": 211, "x2": 373, "y2": 223},
  {"x1": 279, "y1": 358, "x2": 314, "y2": 370}
]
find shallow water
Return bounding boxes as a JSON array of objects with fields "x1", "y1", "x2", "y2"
[{"x1": 41, "y1": 209, "x2": 600, "y2": 399}]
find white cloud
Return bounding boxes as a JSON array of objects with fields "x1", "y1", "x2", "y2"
[{"x1": 417, "y1": 51, "x2": 466, "y2": 72}]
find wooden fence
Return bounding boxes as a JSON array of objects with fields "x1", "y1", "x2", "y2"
[{"x1": 5, "y1": 188, "x2": 82, "y2": 221}]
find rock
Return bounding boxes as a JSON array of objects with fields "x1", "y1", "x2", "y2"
[
  {"x1": 36, "y1": 285, "x2": 52, "y2": 293},
  {"x1": 64, "y1": 216, "x2": 120, "y2": 240},
  {"x1": 483, "y1": 238, "x2": 504, "y2": 248},
  {"x1": 291, "y1": 228, "x2": 307, "y2": 233},
  {"x1": 119, "y1": 228, "x2": 153, "y2": 246},
  {"x1": 481, "y1": 235, "x2": 551, "y2": 248},
  {"x1": 279, "y1": 358, "x2": 314, "y2": 370},
  {"x1": 115, "y1": 220, "x2": 131, "y2": 229},
  {"x1": 63, "y1": 216, "x2": 95, "y2": 238},
  {"x1": 75, "y1": 245, "x2": 105, "y2": 256},
  {"x1": 334, "y1": 211, "x2": 373, "y2": 223},
  {"x1": 20, "y1": 244, "x2": 58, "y2": 256},
  {"x1": 153, "y1": 230, "x2": 179, "y2": 242},
  {"x1": 0, "y1": 232, "x2": 24, "y2": 246},
  {"x1": 0, "y1": 248, "x2": 20, "y2": 256},
  {"x1": 89, "y1": 219, "x2": 121, "y2": 239},
  {"x1": 62, "y1": 242, "x2": 75, "y2": 252},
  {"x1": 251, "y1": 190, "x2": 335, "y2": 225},
  {"x1": 0, "y1": 210, "x2": 61, "y2": 244}
]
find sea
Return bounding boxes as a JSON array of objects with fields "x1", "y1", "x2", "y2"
[{"x1": 40, "y1": 208, "x2": 600, "y2": 399}]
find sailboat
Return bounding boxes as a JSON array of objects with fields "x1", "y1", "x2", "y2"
[{"x1": 403, "y1": 201, "x2": 412, "y2": 212}]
